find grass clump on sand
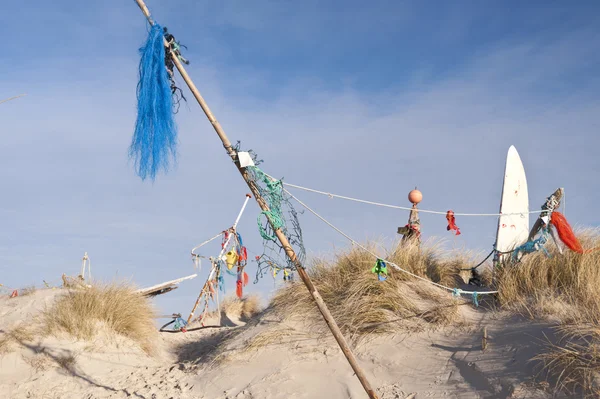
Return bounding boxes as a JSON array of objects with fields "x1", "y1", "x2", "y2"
[
  {"x1": 42, "y1": 282, "x2": 158, "y2": 354},
  {"x1": 221, "y1": 294, "x2": 262, "y2": 321},
  {"x1": 0, "y1": 328, "x2": 35, "y2": 356},
  {"x1": 495, "y1": 229, "x2": 600, "y2": 396},
  {"x1": 270, "y1": 240, "x2": 475, "y2": 341},
  {"x1": 495, "y1": 229, "x2": 600, "y2": 318}
]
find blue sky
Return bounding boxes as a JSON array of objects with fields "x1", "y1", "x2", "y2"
[{"x1": 1, "y1": 1, "x2": 599, "y2": 316}]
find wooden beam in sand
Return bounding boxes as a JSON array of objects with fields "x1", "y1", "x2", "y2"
[
  {"x1": 136, "y1": 274, "x2": 197, "y2": 297},
  {"x1": 131, "y1": 2, "x2": 379, "y2": 397}
]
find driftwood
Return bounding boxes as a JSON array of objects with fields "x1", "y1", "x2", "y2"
[
  {"x1": 527, "y1": 187, "x2": 564, "y2": 241},
  {"x1": 136, "y1": 274, "x2": 197, "y2": 297}
]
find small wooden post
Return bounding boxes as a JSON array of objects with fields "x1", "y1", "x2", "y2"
[
  {"x1": 482, "y1": 326, "x2": 488, "y2": 352},
  {"x1": 527, "y1": 188, "x2": 563, "y2": 242},
  {"x1": 131, "y1": 2, "x2": 378, "y2": 397},
  {"x1": 398, "y1": 188, "x2": 422, "y2": 246}
]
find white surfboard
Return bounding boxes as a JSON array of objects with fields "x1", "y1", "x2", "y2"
[{"x1": 493, "y1": 146, "x2": 529, "y2": 267}]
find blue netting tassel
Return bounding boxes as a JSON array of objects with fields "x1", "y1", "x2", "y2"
[
  {"x1": 173, "y1": 317, "x2": 187, "y2": 330},
  {"x1": 129, "y1": 22, "x2": 178, "y2": 181},
  {"x1": 218, "y1": 274, "x2": 225, "y2": 293},
  {"x1": 472, "y1": 291, "x2": 479, "y2": 307}
]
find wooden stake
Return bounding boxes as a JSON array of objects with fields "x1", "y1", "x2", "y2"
[
  {"x1": 136, "y1": 274, "x2": 198, "y2": 297},
  {"x1": 132, "y1": 1, "x2": 379, "y2": 397},
  {"x1": 482, "y1": 326, "x2": 487, "y2": 352}
]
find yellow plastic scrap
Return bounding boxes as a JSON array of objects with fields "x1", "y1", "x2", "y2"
[{"x1": 225, "y1": 250, "x2": 238, "y2": 270}]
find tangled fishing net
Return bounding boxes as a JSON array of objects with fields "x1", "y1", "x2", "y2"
[{"x1": 235, "y1": 144, "x2": 306, "y2": 283}]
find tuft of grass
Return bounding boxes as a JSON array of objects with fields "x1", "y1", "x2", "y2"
[
  {"x1": 221, "y1": 294, "x2": 263, "y2": 321},
  {"x1": 243, "y1": 326, "x2": 314, "y2": 354},
  {"x1": 535, "y1": 317, "x2": 600, "y2": 398},
  {"x1": 0, "y1": 327, "x2": 36, "y2": 356},
  {"x1": 22, "y1": 353, "x2": 53, "y2": 372},
  {"x1": 495, "y1": 229, "x2": 600, "y2": 317},
  {"x1": 19, "y1": 285, "x2": 37, "y2": 296},
  {"x1": 42, "y1": 282, "x2": 158, "y2": 354},
  {"x1": 0, "y1": 334, "x2": 11, "y2": 355},
  {"x1": 55, "y1": 352, "x2": 78, "y2": 373},
  {"x1": 270, "y1": 240, "x2": 470, "y2": 342}
]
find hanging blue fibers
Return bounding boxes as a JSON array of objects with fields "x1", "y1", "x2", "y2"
[
  {"x1": 129, "y1": 22, "x2": 178, "y2": 181},
  {"x1": 512, "y1": 228, "x2": 551, "y2": 261}
]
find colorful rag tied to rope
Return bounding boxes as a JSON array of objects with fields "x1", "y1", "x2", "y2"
[
  {"x1": 371, "y1": 259, "x2": 388, "y2": 281},
  {"x1": 446, "y1": 210, "x2": 461, "y2": 235},
  {"x1": 173, "y1": 317, "x2": 188, "y2": 331}
]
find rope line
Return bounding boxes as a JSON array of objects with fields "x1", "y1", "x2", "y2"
[
  {"x1": 283, "y1": 188, "x2": 498, "y2": 296},
  {"x1": 460, "y1": 250, "x2": 494, "y2": 271},
  {"x1": 191, "y1": 231, "x2": 224, "y2": 254},
  {"x1": 281, "y1": 181, "x2": 542, "y2": 217}
]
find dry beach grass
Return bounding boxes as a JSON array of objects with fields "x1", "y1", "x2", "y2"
[
  {"x1": 495, "y1": 228, "x2": 600, "y2": 396},
  {"x1": 270, "y1": 240, "x2": 475, "y2": 341},
  {"x1": 41, "y1": 282, "x2": 159, "y2": 355}
]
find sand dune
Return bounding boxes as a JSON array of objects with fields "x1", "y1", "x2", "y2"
[{"x1": 0, "y1": 287, "x2": 567, "y2": 399}]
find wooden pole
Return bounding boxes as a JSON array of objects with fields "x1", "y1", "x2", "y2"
[
  {"x1": 399, "y1": 188, "x2": 421, "y2": 246},
  {"x1": 187, "y1": 194, "x2": 251, "y2": 325},
  {"x1": 482, "y1": 326, "x2": 488, "y2": 352},
  {"x1": 131, "y1": 1, "x2": 379, "y2": 397}
]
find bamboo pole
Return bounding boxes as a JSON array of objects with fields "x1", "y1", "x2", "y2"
[
  {"x1": 187, "y1": 194, "x2": 251, "y2": 325},
  {"x1": 132, "y1": 1, "x2": 379, "y2": 397}
]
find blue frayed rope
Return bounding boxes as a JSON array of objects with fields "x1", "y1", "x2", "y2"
[
  {"x1": 129, "y1": 22, "x2": 178, "y2": 181},
  {"x1": 512, "y1": 227, "x2": 552, "y2": 261}
]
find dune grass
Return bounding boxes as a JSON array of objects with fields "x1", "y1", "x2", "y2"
[
  {"x1": 41, "y1": 282, "x2": 158, "y2": 354},
  {"x1": 269, "y1": 240, "x2": 476, "y2": 342},
  {"x1": 494, "y1": 229, "x2": 600, "y2": 396},
  {"x1": 220, "y1": 294, "x2": 263, "y2": 321},
  {"x1": 495, "y1": 229, "x2": 600, "y2": 316},
  {"x1": 0, "y1": 327, "x2": 35, "y2": 356}
]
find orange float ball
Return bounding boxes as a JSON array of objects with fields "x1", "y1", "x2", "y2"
[{"x1": 408, "y1": 189, "x2": 422, "y2": 204}]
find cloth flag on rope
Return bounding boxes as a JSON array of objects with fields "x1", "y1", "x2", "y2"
[{"x1": 446, "y1": 210, "x2": 461, "y2": 235}]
